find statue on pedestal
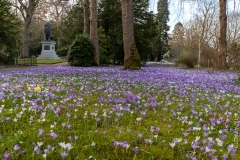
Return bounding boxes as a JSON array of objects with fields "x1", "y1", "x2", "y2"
[
  {"x1": 38, "y1": 22, "x2": 60, "y2": 60},
  {"x1": 44, "y1": 22, "x2": 54, "y2": 41}
]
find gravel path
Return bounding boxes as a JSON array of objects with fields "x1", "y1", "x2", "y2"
[{"x1": 0, "y1": 62, "x2": 69, "y2": 73}]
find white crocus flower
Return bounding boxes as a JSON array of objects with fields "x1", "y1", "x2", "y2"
[
  {"x1": 91, "y1": 141, "x2": 95, "y2": 146},
  {"x1": 216, "y1": 138, "x2": 223, "y2": 146},
  {"x1": 59, "y1": 142, "x2": 73, "y2": 151},
  {"x1": 136, "y1": 117, "x2": 142, "y2": 121},
  {"x1": 66, "y1": 143, "x2": 73, "y2": 151},
  {"x1": 193, "y1": 127, "x2": 201, "y2": 131},
  {"x1": 169, "y1": 142, "x2": 175, "y2": 148},
  {"x1": 195, "y1": 136, "x2": 200, "y2": 141},
  {"x1": 37, "y1": 142, "x2": 43, "y2": 147},
  {"x1": 175, "y1": 138, "x2": 182, "y2": 143},
  {"x1": 43, "y1": 153, "x2": 47, "y2": 159},
  {"x1": 205, "y1": 146, "x2": 211, "y2": 152},
  {"x1": 208, "y1": 137, "x2": 213, "y2": 142},
  {"x1": 102, "y1": 112, "x2": 107, "y2": 117}
]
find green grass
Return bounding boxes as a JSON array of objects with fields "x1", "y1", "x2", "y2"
[
  {"x1": 0, "y1": 67, "x2": 239, "y2": 159},
  {"x1": 37, "y1": 59, "x2": 67, "y2": 64}
]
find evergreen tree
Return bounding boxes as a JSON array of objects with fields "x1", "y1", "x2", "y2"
[
  {"x1": 153, "y1": 0, "x2": 170, "y2": 61},
  {"x1": 98, "y1": 0, "x2": 123, "y2": 64},
  {"x1": 0, "y1": 0, "x2": 21, "y2": 64},
  {"x1": 98, "y1": 0, "x2": 157, "y2": 63},
  {"x1": 133, "y1": 0, "x2": 157, "y2": 61}
]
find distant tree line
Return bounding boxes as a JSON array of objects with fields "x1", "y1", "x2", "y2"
[
  {"x1": 171, "y1": 0, "x2": 240, "y2": 69},
  {"x1": 1, "y1": 0, "x2": 172, "y2": 68}
]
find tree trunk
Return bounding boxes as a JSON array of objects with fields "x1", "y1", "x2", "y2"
[
  {"x1": 90, "y1": 0, "x2": 100, "y2": 65},
  {"x1": 198, "y1": 41, "x2": 201, "y2": 67},
  {"x1": 17, "y1": 0, "x2": 39, "y2": 57},
  {"x1": 83, "y1": 0, "x2": 90, "y2": 34},
  {"x1": 217, "y1": 0, "x2": 227, "y2": 69},
  {"x1": 121, "y1": 0, "x2": 141, "y2": 70},
  {"x1": 23, "y1": 22, "x2": 30, "y2": 57},
  {"x1": 154, "y1": 55, "x2": 158, "y2": 62}
]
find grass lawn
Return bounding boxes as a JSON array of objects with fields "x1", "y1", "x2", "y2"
[
  {"x1": 37, "y1": 59, "x2": 67, "y2": 64},
  {"x1": 0, "y1": 66, "x2": 239, "y2": 159}
]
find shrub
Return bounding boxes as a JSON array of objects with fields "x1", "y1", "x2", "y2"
[
  {"x1": 0, "y1": 47, "x2": 19, "y2": 65},
  {"x1": 67, "y1": 34, "x2": 96, "y2": 66},
  {"x1": 176, "y1": 52, "x2": 195, "y2": 68},
  {"x1": 57, "y1": 46, "x2": 69, "y2": 57}
]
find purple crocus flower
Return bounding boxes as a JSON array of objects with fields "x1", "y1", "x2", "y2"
[
  {"x1": 74, "y1": 136, "x2": 78, "y2": 140},
  {"x1": 39, "y1": 128, "x2": 45, "y2": 137},
  {"x1": 192, "y1": 141, "x2": 199, "y2": 149},
  {"x1": 150, "y1": 126, "x2": 155, "y2": 133},
  {"x1": 183, "y1": 132, "x2": 188, "y2": 137},
  {"x1": 46, "y1": 145, "x2": 51, "y2": 149},
  {"x1": 227, "y1": 144, "x2": 234, "y2": 153},
  {"x1": 68, "y1": 104, "x2": 74, "y2": 108},
  {"x1": 133, "y1": 147, "x2": 138, "y2": 153},
  {"x1": 13, "y1": 144, "x2": 20, "y2": 151},
  {"x1": 114, "y1": 141, "x2": 119, "y2": 147},
  {"x1": 60, "y1": 151, "x2": 69, "y2": 158},
  {"x1": 223, "y1": 154, "x2": 228, "y2": 159},
  {"x1": 66, "y1": 124, "x2": 71, "y2": 129},
  {"x1": 34, "y1": 145, "x2": 40, "y2": 154},
  {"x1": 50, "y1": 132, "x2": 58, "y2": 139},
  {"x1": 222, "y1": 134, "x2": 227, "y2": 140},
  {"x1": 208, "y1": 142, "x2": 213, "y2": 148},
  {"x1": 95, "y1": 118, "x2": 101, "y2": 122},
  {"x1": 44, "y1": 148, "x2": 49, "y2": 154},
  {"x1": 4, "y1": 150, "x2": 11, "y2": 159},
  {"x1": 191, "y1": 157, "x2": 197, "y2": 160}
]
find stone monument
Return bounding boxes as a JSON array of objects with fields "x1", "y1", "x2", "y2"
[{"x1": 38, "y1": 22, "x2": 60, "y2": 60}]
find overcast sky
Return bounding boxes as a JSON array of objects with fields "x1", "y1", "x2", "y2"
[
  {"x1": 149, "y1": 0, "x2": 240, "y2": 33},
  {"x1": 149, "y1": 0, "x2": 192, "y2": 33}
]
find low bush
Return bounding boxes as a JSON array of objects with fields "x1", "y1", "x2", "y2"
[
  {"x1": 67, "y1": 34, "x2": 96, "y2": 66},
  {"x1": 176, "y1": 52, "x2": 195, "y2": 68},
  {"x1": 57, "y1": 46, "x2": 69, "y2": 57}
]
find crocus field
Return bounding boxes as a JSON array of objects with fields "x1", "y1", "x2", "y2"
[{"x1": 0, "y1": 65, "x2": 240, "y2": 160}]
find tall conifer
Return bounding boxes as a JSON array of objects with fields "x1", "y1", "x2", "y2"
[{"x1": 153, "y1": 0, "x2": 170, "y2": 61}]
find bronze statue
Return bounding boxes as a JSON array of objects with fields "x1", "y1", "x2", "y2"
[{"x1": 44, "y1": 22, "x2": 54, "y2": 41}]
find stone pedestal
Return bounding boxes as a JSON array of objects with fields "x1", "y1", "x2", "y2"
[{"x1": 38, "y1": 41, "x2": 60, "y2": 60}]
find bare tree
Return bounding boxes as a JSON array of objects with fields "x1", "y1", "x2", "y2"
[
  {"x1": 121, "y1": 0, "x2": 141, "y2": 70},
  {"x1": 16, "y1": 0, "x2": 41, "y2": 57},
  {"x1": 172, "y1": 0, "x2": 231, "y2": 69},
  {"x1": 194, "y1": 0, "x2": 218, "y2": 67},
  {"x1": 90, "y1": 0, "x2": 100, "y2": 65},
  {"x1": 227, "y1": 11, "x2": 240, "y2": 67}
]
